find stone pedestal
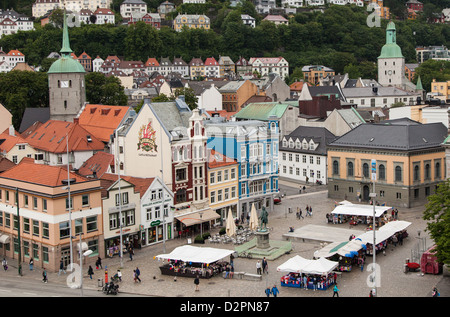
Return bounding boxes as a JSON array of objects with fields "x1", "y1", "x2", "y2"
[{"x1": 256, "y1": 230, "x2": 270, "y2": 249}]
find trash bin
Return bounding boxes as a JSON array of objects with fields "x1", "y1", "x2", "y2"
[{"x1": 98, "y1": 278, "x2": 103, "y2": 287}]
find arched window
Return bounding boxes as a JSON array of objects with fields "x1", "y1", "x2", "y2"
[
  {"x1": 379, "y1": 164, "x2": 385, "y2": 180},
  {"x1": 347, "y1": 162, "x2": 353, "y2": 177},
  {"x1": 395, "y1": 166, "x2": 402, "y2": 182},
  {"x1": 414, "y1": 165, "x2": 420, "y2": 181},
  {"x1": 363, "y1": 163, "x2": 369, "y2": 178},
  {"x1": 435, "y1": 162, "x2": 441, "y2": 179},
  {"x1": 333, "y1": 160, "x2": 339, "y2": 175},
  {"x1": 195, "y1": 122, "x2": 200, "y2": 136},
  {"x1": 425, "y1": 164, "x2": 430, "y2": 180}
]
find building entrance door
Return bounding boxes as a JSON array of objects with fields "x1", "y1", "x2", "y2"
[{"x1": 363, "y1": 185, "x2": 370, "y2": 201}]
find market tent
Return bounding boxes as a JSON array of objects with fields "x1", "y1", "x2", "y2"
[
  {"x1": 339, "y1": 200, "x2": 353, "y2": 205},
  {"x1": 302, "y1": 257, "x2": 339, "y2": 275},
  {"x1": 277, "y1": 255, "x2": 338, "y2": 275},
  {"x1": 331, "y1": 204, "x2": 392, "y2": 218},
  {"x1": 313, "y1": 239, "x2": 366, "y2": 259},
  {"x1": 378, "y1": 220, "x2": 411, "y2": 233},
  {"x1": 356, "y1": 221, "x2": 411, "y2": 245},
  {"x1": 155, "y1": 245, "x2": 235, "y2": 264},
  {"x1": 277, "y1": 255, "x2": 313, "y2": 273}
]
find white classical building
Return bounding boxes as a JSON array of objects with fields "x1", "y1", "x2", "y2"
[
  {"x1": 120, "y1": 0, "x2": 147, "y2": 19},
  {"x1": 32, "y1": 0, "x2": 113, "y2": 18},
  {"x1": 279, "y1": 126, "x2": 335, "y2": 185},
  {"x1": 249, "y1": 57, "x2": 289, "y2": 80}
]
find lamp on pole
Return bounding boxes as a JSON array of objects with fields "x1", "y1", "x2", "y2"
[
  {"x1": 78, "y1": 234, "x2": 93, "y2": 297},
  {"x1": 115, "y1": 125, "x2": 127, "y2": 269},
  {"x1": 369, "y1": 159, "x2": 377, "y2": 297},
  {"x1": 66, "y1": 133, "x2": 74, "y2": 268},
  {"x1": 15, "y1": 188, "x2": 22, "y2": 276}
]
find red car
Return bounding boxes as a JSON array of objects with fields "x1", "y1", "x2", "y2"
[{"x1": 274, "y1": 197, "x2": 281, "y2": 204}]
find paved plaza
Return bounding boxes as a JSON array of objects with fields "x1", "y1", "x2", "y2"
[{"x1": 3, "y1": 182, "x2": 448, "y2": 297}]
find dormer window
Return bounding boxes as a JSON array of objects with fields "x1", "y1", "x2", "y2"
[
  {"x1": 302, "y1": 140, "x2": 308, "y2": 150},
  {"x1": 309, "y1": 141, "x2": 315, "y2": 150},
  {"x1": 282, "y1": 139, "x2": 287, "y2": 147},
  {"x1": 289, "y1": 139, "x2": 294, "y2": 148},
  {"x1": 295, "y1": 140, "x2": 301, "y2": 149}
]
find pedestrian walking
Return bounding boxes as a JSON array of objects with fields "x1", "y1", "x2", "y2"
[
  {"x1": 96, "y1": 256, "x2": 102, "y2": 269},
  {"x1": 299, "y1": 208, "x2": 304, "y2": 219},
  {"x1": 432, "y1": 287, "x2": 440, "y2": 297},
  {"x1": 58, "y1": 260, "x2": 66, "y2": 275},
  {"x1": 225, "y1": 264, "x2": 230, "y2": 279},
  {"x1": 194, "y1": 275, "x2": 200, "y2": 291},
  {"x1": 271, "y1": 285, "x2": 279, "y2": 297},
  {"x1": 133, "y1": 270, "x2": 137, "y2": 283},
  {"x1": 115, "y1": 269, "x2": 122, "y2": 282},
  {"x1": 88, "y1": 265, "x2": 94, "y2": 279},
  {"x1": 29, "y1": 258, "x2": 34, "y2": 271},
  {"x1": 2, "y1": 258, "x2": 8, "y2": 271},
  {"x1": 333, "y1": 284, "x2": 339, "y2": 297},
  {"x1": 42, "y1": 268, "x2": 48, "y2": 283},
  {"x1": 303, "y1": 275, "x2": 307, "y2": 289},
  {"x1": 265, "y1": 287, "x2": 271, "y2": 297},
  {"x1": 262, "y1": 257, "x2": 268, "y2": 274},
  {"x1": 306, "y1": 205, "x2": 312, "y2": 217},
  {"x1": 129, "y1": 247, "x2": 134, "y2": 261},
  {"x1": 256, "y1": 260, "x2": 262, "y2": 275},
  {"x1": 310, "y1": 206, "x2": 313, "y2": 216},
  {"x1": 135, "y1": 267, "x2": 141, "y2": 283}
]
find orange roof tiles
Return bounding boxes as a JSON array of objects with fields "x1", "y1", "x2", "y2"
[
  {"x1": 208, "y1": 149, "x2": 237, "y2": 169},
  {"x1": 77, "y1": 104, "x2": 130, "y2": 143},
  {"x1": 0, "y1": 157, "x2": 90, "y2": 187},
  {"x1": 0, "y1": 131, "x2": 29, "y2": 152},
  {"x1": 290, "y1": 81, "x2": 310, "y2": 91},
  {"x1": 78, "y1": 151, "x2": 114, "y2": 178},
  {"x1": 24, "y1": 120, "x2": 104, "y2": 153},
  {"x1": 101, "y1": 173, "x2": 154, "y2": 198},
  {"x1": 145, "y1": 58, "x2": 160, "y2": 67}
]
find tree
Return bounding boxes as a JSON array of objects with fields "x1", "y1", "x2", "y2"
[
  {"x1": 85, "y1": 72, "x2": 127, "y2": 106},
  {"x1": 172, "y1": 87, "x2": 198, "y2": 110},
  {"x1": 423, "y1": 179, "x2": 450, "y2": 265},
  {"x1": 0, "y1": 70, "x2": 49, "y2": 129},
  {"x1": 414, "y1": 59, "x2": 450, "y2": 92}
]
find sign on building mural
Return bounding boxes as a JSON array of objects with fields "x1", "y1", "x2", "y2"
[{"x1": 138, "y1": 121, "x2": 158, "y2": 152}]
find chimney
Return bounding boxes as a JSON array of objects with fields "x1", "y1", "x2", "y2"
[
  {"x1": 8, "y1": 125, "x2": 14, "y2": 136},
  {"x1": 73, "y1": 118, "x2": 79, "y2": 124}
]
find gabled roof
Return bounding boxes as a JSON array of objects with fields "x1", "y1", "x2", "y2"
[
  {"x1": 78, "y1": 151, "x2": 114, "y2": 178},
  {"x1": 0, "y1": 157, "x2": 91, "y2": 187},
  {"x1": 24, "y1": 120, "x2": 104, "y2": 154},
  {"x1": 281, "y1": 126, "x2": 336, "y2": 156},
  {"x1": 100, "y1": 173, "x2": 154, "y2": 198},
  {"x1": 329, "y1": 119, "x2": 448, "y2": 151},
  {"x1": 208, "y1": 149, "x2": 237, "y2": 169},
  {"x1": 77, "y1": 104, "x2": 131, "y2": 143},
  {"x1": 0, "y1": 131, "x2": 29, "y2": 152},
  {"x1": 204, "y1": 57, "x2": 219, "y2": 66},
  {"x1": 145, "y1": 57, "x2": 160, "y2": 67}
]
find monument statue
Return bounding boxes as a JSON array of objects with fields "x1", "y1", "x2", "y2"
[{"x1": 259, "y1": 207, "x2": 269, "y2": 232}]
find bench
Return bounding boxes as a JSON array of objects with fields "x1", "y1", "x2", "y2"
[
  {"x1": 222, "y1": 271, "x2": 245, "y2": 279},
  {"x1": 243, "y1": 273, "x2": 262, "y2": 281}
]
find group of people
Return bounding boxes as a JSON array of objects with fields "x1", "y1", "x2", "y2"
[
  {"x1": 256, "y1": 257, "x2": 269, "y2": 275},
  {"x1": 265, "y1": 285, "x2": 280, "y2": 297},
  {"x1": 296, "y1": 205, "x2": 313, "y2": 220}
]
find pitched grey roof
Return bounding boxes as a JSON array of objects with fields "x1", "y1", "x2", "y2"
[
  {"x1": 341, "y1": 86, "x2": 416, "y2": 98},
  {"x1": 19, "y1": 107, "x2": 50, "y2": 133},
  {"x1": 281, "y1": 126, "x2": 336, "y2": 156},
  {"x1": 308, "y1": 86, "x2": 345, "y2": 101},
  {"x1": 328, "y1": 119, "x2": 448, "y2": 151},
  {"x1": 149, "y1": 98, "x2": 191, "y2": 138}
]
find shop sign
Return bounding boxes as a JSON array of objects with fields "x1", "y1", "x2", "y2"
[{"x1": 150, "y1": 220, "x2": 161, "y2": 227}]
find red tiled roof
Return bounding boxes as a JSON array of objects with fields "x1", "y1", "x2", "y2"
[
  {"x1": 77, "y1": 104, "x2": 130, "y2": 143},
  {"x1": 24, "y1": 120, "x2": 104, "y2": 153},
  {"x1": 206, "y1": 110, "x2": 237, "y2": 121},
  {"x1": 0, "y1": 157, "x2": 90, "y2": 187},
  {"x1": 78, "y1": 151, "x2": 114, "y2": 178},
  {"x1": 0, "y1": 131, "x2": 29, "y2": 152},
  {"x1": 208, "y1": 149, "x2": 237, "y2": 169},
  {"x1": 101, "y1": 173, "x2": 155, "y2": 198},
  {"x1": 145, "y1": 58, "x2": 160, "y2": 67}
]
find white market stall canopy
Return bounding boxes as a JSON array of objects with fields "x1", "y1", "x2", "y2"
[
  {"x1": 277, "y1": 255, "x2": 338, "y2": 275},
  {"x1": 356, "y1": 221, "x2": 411, "y2": 245},
  {"x1": 155, "y1": 245, "x2": 235, "y2": 264},
  {"x1": 331, "y1": 204, "x2": 392, "y2": 218},
  {"x1": 314, "y1": 239, "x2": 367, "y2": 259}
]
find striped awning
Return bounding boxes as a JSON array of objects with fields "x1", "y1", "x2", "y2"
[{"x1": 0, "y1": 234, "x2": 11, "y2": 244}]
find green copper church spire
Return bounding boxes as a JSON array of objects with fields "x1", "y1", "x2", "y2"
[
  {"x1": 378, "y1": 21, "x2": 403, "y2": 59},
  {"x1": 416, "y1": 75, "x2": 423, "y2": 91},
  {"x1": 60, "y1": 9, "x2": 72, "y2": 57}
]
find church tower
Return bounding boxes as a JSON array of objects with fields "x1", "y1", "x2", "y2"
[
  {"x1": 377, "y1": 21, "x2": 405, "y2": 88},
  {"x1": 48, "y1": 11, "x2": 86, "y2": 122}
]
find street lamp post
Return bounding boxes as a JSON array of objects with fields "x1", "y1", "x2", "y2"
[
  {"x1": 78, "y1": 234, "x2": 93, "y2": 297},
  {"x1": 115, "y1": 125, "x2": 126, "y2": 268}
]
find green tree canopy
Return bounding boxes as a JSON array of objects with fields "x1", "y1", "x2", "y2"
[
  {"x1": 85, "y1": 72, "x2": 127, "y2": 106},
  {"x1": 423, "y1": 179, "x2": 450, "y2": 265}
]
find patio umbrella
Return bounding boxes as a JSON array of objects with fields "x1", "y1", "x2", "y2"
[
  {"x1": 249, "y1": 203, "x2": 258, "y2": 232},
  {"x1": 226, "y1": 208, "x2": 236, "y2": 237}
]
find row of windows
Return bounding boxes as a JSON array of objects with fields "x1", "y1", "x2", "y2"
[
  {"x1": 282, "y1": 153, "x2": 321, "y2": 165},
  {"x1": 210, "y1": 187, "x2": 237, "y2": 204},
  {"x1": 332, "y1": 160, "x2": 442, "y2": 182},
  {"x1": 281, "y1": 166, "x2": 321, "y2": 179},
  {"x1": 210, "y1": 168, "x2": 236, "y2": 184},
  {"x1": 0, "y1": 211, "x2": 98, "y2": 240}
]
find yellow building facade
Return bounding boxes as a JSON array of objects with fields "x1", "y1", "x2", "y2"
[
  {"x1": 207, "y1": 150, "x2": 239, "y2": 224},
  {"x1": 431, "y1": 79, "x2": 450, "y2": 101},
  {"x1": 173, "y1": 14, "x2": 210, "y2": 32},
  {"x1": 327, "y1": 119, "x2": 447, "y2": 208}
]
